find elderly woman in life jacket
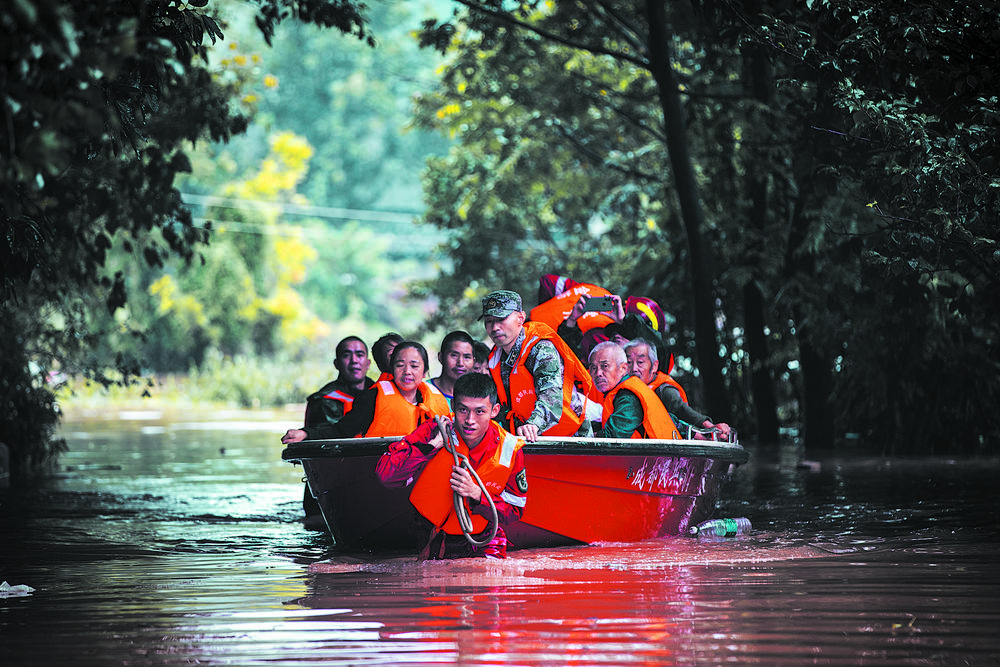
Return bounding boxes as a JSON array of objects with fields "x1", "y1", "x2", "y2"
[{"x1": 281, "y1": 341, "x2": 451, "y2": 443}]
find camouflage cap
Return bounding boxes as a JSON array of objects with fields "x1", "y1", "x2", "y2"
[{"x1": 479, "y1": 290, "x2": 523, "y2": 320}]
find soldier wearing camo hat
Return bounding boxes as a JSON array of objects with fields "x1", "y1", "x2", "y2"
[{"x1": 481, "y1": 290, "x2": 596, "y2": 441}]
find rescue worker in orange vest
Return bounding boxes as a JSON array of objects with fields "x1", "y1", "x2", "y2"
[
  {"x1": 623, "y1": 337, "x2": 732, "y2": 441},
  {"x1": 303, "y1": 335, "x2": 375, "y2": 428},
  {"x1": 281, "y1": 341, "x2": 450, "y2": 443},
  {"x1": 481, "y1": 290, "x2": 597, "y2": 442},
  {"x1": 588, "y1": 341, "x2": 680, "y2": 439},
  {"x1": 375, "y1": 372, "x2": 528, "y2": 559}
]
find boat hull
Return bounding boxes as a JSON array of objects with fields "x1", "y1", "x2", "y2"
[{"x1": 283, "y1": 436, "x2": 748, "y2": 551}]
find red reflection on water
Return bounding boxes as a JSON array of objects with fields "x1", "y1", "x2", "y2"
[
  {"x1": 399, "y1": 576, "x2": 691, "y2": 664},
  {"x1": 299, "y1": 556, "x2": 700, "y2": 665}
]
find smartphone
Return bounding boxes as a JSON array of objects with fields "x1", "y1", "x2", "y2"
[{"x1": 583, "y1": 295, "x2": 616, "y2": 312}]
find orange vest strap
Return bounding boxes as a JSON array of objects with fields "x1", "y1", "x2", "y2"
[
  {"x1": 324, "y1": 389, "x2": 356, "y2": 412},
  {"x1": 649, "y1": 371, "x2": 689, "y2": 404},
  {"x1": 410, "y1": 422, "x2": 524, "y2": 535},
  {"x1": 603, "y1": 375, "x2": 680, "y2": 440}
]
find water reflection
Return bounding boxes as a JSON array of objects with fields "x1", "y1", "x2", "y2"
[
  {"x1": 294, "y1": 556, "x2": 700, "y2": 664},
  {"x1": 280, "y1": 535, "x2": 1000, "y2": 665},
  {"x1": 0, "y1": 409, "x2": 998, "y2": 665}
]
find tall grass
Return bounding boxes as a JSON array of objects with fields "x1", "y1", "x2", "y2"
[{"x1": 57, "y1": 351, "x2": 333, "y2": 410}]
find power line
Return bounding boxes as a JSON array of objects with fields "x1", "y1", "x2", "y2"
[
  {"x1": 181, "y1": 193, "x2": 422, "y2": 226},
  {"x1": 189, "y1": 216, "x2": 445, "y2": 253}
]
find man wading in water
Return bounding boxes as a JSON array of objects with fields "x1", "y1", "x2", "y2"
[{"x1": 375, "y1": 372, "x2": 528, "y2": 559}]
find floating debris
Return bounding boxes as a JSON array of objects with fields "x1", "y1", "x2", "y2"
[{"x1": 0, "y1": 581, "x2": 36, "y2": 598}]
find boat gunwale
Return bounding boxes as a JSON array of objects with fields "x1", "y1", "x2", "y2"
[{"x1": 282, "y1": 435, "x2": 749, "y2": 465}]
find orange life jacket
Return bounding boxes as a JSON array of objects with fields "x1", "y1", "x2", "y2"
[
  {"x1": 529, "y1": 282, "x2": 615, "y2": 333},
  {"x1": 488, "y1": 321, "x2": 597, "y2": 437},
  {"x1": 648, "y1": 371, "x2": 689, "y2": 404},
  {"x1": 410, "y1": 421, "x2": 525, "y2": 535},
  {"x1": 365, "y1": 380, "x2": 451, "y2": 437},
  {"x1": 602, "y1": 375, "x2": 680, "y2": 439}
]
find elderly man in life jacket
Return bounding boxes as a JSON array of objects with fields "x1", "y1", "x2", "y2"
[
  {"x1": 375, "y1": 372, "x2": 527, "y2": 559},
  {"x1": 623, "y1": 337, "x2": 732, "y2": 441},
  {"x1": 588, "y1": 341, "x2": 680, "y2": 439},
  {"x1": 481, "y1": 290, "x2": 597, "y2": 442}
]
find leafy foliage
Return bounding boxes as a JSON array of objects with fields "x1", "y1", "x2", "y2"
[
  {"x1": 776, "y1": 0, "x2": 1000, "y2": 450},
  {"x1": 0, "y1": 0, "x2": 372, "y2": 479},
  {"x1": 414, "y1": 0, "x2": 1000, "y2": 452},
  {"x1": 241, "y1": 2, "x2": 454, "y2": 211},
  {"x1": 412, "y1": 23, "x2": 674, "y2": 320},
  {"x1": 0, "y1": 311, "x2": 67, "y2": 478},
  {"x1": 88, "y1": 130, "x2": 335, "y2": 372}
]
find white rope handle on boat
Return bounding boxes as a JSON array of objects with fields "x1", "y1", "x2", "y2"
[{"x1": 435, "y1": 416, "x2": 499, "y2": 547}]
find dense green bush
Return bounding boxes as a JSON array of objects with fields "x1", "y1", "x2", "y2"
[{"x1": 0, "y1": 315, "x2": 66, "y2": 480}]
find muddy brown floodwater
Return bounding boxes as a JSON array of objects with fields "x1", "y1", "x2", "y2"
[{"x1": 1, "y1": 407, "x2": 998, "y2": 665}]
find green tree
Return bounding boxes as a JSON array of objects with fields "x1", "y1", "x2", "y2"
[
  {"x1": 214, "y1": 1, "x2": 454, "y2": 211},
  {"x1": 94, "y1": 130, "x2": 336, "y2": 372},
  {"x1": 176, "y1": 2, "x2": 454, "y2": 337},
  {"x1": 757, "y1": 0, "x2": 1000, "y2": 451},
  {"x1": 415, "y1": 0, "x2": 1000, "y2": 453},
  {"x1": 417, "y1": 1, "x2": 757, "y2": 418},
  {"x1": 0, "y1": 0, "x2": 372, "y2": 479},
  {"x1": 413, "y1": 24, "x2": 670, "y2": 307}
]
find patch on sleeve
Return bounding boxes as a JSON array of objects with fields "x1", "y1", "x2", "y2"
[{"x1": 516, "y1": 469, "x2": 528, "y2": 493}]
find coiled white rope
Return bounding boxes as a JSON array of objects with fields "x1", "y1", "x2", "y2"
[{"x1": 435, "y1": 415, "x2": 499, "y2": 547}]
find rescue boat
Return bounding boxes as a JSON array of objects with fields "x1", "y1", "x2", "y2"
[{"x1": 281, "y1": 433, "x2": 748, "y2": 550}]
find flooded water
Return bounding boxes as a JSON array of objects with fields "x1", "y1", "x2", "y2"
[{"x1": 1, "y1": 407, "x2": 998, "y2": 665}]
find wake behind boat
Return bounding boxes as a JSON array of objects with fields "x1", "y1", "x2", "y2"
[{"x1": 282, "y1": 433, "x2": 749, "y2": 551}]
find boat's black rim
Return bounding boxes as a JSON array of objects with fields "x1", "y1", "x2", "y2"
[{"x1": 282, "y1": 436, "x2": 749, "y2": 465}]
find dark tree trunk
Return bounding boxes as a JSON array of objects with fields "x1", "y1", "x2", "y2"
[
  {"x1": 741, "y1": 0, "x2": 781, "y2": 443},
  {"x1": 798, "y1": 335, "x2": 835, "y2": 450},
  {"x1": 744, "y1": 280, "x2": 780, "y2": 442},
  {"x1": 785, "y1": 193, "x2": 836, "y2": 451},
  {"x1": 644, "y1": 0, "x2": 728, "y2": 418}
]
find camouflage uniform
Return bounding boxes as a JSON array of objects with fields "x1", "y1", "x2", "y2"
[
  {"x1": 497, "y1": 328, "x2": 566, "y2": 433},
  {"x1": 497, "y1": 328, "x2": 593, "y2": 437},
  {"x1": 483, "y1": 289, "x2": 593, "y2": 437}
]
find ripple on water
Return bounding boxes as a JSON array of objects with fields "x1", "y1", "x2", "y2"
[{"x1": 2, "y1": 417, "x2": 997, "y2": 666}]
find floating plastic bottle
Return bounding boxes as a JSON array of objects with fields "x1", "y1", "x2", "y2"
[{"x1": 689, "y1": 517, "x2": 752, "y2": 537}]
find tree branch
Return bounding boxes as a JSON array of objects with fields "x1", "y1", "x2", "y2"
[
  {"x1": 453, "y1": 0, "x2": 649, "y2": 68},
  {"x1": 583, "y1": 0, "x2": 646, "y2": 56},
  {"x1": 550, "y1": 122, "x2": 662, "y2": 183}
]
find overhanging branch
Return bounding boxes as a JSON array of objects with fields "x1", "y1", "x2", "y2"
[{"x1": 453, "y1": 0, "x2": 650, "y2": 69}]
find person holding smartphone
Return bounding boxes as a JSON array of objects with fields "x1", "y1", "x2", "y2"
[{"x1": 557, "y1": 293, "x2": 664, "y2": 366}]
